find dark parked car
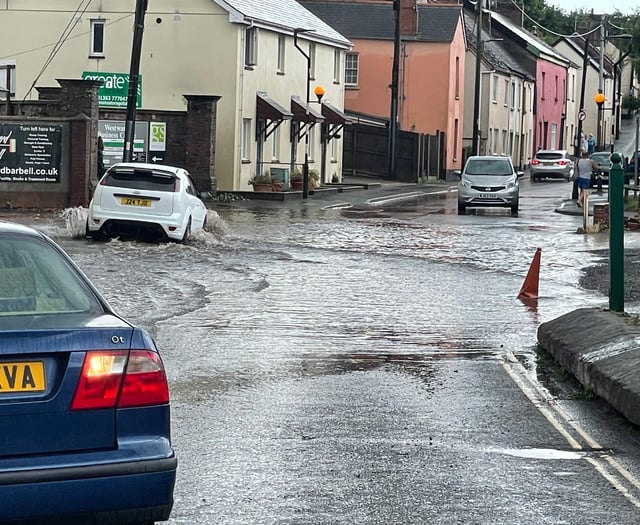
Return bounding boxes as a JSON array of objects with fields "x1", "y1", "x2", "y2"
[
  {"x1": 590, "y1": 151, "x2": 631, "y2": 187},
  {"x1": 0, "y1": 221, "x2": 176, "y2": 524}
]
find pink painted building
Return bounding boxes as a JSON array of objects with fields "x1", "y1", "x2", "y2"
[
  {"x1": 302, "y1": 0, "x2": 466, "y2": 176},
  {"x1": 487, "y1": 10, "x2": 570, "y2": 155}
]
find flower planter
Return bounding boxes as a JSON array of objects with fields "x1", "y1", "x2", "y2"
[
  {"x1": 252, "y1": 183, "x2": 272, "y2": 192},
  {"x1": 291, "y1": 180, "x2": 303, "y2": 190}
]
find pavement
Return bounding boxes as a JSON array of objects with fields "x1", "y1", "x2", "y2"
[
  {"x1": 539, "y1": 117, "x2": 640, "y2": 429},
  {"x1": 216, "y1": 176, "x2": 457, "y2": 212}
]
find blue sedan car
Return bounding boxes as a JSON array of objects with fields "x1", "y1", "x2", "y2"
[{"x1": 0, "y1": 221, "x2": 176, "y2": 524}]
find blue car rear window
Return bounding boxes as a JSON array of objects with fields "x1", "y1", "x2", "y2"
[{"x1": 0, "y1": 235, "x2": 102, "y2": 317}]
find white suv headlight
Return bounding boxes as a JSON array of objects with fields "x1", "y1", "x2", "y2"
[
  {"x1": 460, "y1": 178, "x2": 471, "y2": 188},
  {"x1": 505, "y1": 176, "x2": 517, "y2": 189}
]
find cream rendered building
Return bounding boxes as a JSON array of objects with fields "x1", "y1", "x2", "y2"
[
  {"x1": 0, "y1": 0, "x2": 351, "y2": 191},
  {"x1": 463, "y1": 12, "x2": 534, "y2": 169}
]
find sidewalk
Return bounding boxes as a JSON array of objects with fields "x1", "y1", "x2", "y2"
[
  {"x1": 540, "y1": 117, "x2": 640, "y2": 428},
  {"x1": 216, "y1": 176, "x2": 456, "y2": 211}
]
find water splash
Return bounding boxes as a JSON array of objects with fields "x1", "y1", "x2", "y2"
[
  {"x1": 205, "y1": 209, "x2": 228, "y2": 235},
  {"x1": 60, "y1": 207, "x2": 88, "y2": 239}
]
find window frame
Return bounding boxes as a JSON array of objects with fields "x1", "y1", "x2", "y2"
[
  {"x1": 245, "y1": 27, "x2": 258, "y2": 67},
  {"x1": 277, "y1": 34, "x2": 285, "y2": 74},
  {"x1": 333, "y1": 49, "x2": 341, "y2": 84},
  {"x1": 345, "y1": 52, "x2": 359, "y2": 87},
  {"x1": 90, "y1": 19, "x2": 105, "y2": 57},
  {"x1": 241, "y1": 118, "x2": 252, "y2": 161}
]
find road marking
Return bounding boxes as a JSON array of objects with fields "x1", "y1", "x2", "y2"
[{"x1": 501, "y1": 351, "x2": 640, "y2": 509}]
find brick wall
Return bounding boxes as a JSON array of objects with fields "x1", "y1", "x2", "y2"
[{"x1": 0, "y1": 81, "x2": 220, "y2": 209}]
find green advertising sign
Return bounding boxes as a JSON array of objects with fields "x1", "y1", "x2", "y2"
[{"x1": 82, "y1": 71, "x2": 142, "y2": 108}]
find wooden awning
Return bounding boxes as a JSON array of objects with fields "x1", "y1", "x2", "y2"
[
  {"x1": 291, "y1": 96, "x2": 324, "y2": 123},
  {"x1": 321, "y1": 101, "x2": 350, "y2": 125},
  {"x1": 257, "y1": 91, "x2": 293, "y2": 121}
]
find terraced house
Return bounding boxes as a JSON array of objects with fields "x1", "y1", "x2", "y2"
[{"x1": 0, "y1": 0, "x2": 351, "y2": 193}]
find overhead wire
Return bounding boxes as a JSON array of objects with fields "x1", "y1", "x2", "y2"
[
  {"x1": 22, "y1": 0, "x2": 94, "y2": 101},
  {"x1": 0, "y1": 13, "x2": 132, "y2": 62},
  {"x1": 507, "y1": 0, "x2": 602, "y2": 39}
]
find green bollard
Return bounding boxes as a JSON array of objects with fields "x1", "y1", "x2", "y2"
[{"x1": 610, "y1": 153, "x2": 624, "y2": 312}]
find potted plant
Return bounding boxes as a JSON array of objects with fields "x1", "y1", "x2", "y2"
[
  {"x1": 290, "y1": 168, "x2": 303, "y2": 190},
  {"x1": 248, "y1": 172, "x2": 272, "y2": 192},
  {"x1": 271, "y1": 175, "x2": 284, "y2": 192},
  {"x1": 290, "y1": 168, "x2": 320, "y2": 190},
  {"x1": 308, "y1": 169, "x2": 320, "y2": 189}
]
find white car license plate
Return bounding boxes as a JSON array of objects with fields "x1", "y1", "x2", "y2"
[{"x1": 479, "y1": 193, "x2": 497, "y2": 199}]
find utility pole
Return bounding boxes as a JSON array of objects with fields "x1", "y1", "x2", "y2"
[
  {"x1": 123, "y1": 0, "x2": 148, "y2": 162},
  {"x1": 596, "y1": 14, "x2": 605, "y2": 151},
  {"x1": 387, "y1": 0, "x2": 400, "y2": 179},
  {"x1": 471, "y1": 0, "x2": 482, "y2": 156}
]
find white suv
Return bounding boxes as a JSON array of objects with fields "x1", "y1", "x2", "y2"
[{"x1": 87, "y1": 163, "x2": 208, "y2": 242}]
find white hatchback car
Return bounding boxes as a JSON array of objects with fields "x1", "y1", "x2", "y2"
[{"x1": 87, "y1": 163, "x2": 208, "y2": 242}]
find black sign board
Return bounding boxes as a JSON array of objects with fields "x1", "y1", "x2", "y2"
[{"x1": 0, "y1": 123, "x2": 62, "y2": 183}]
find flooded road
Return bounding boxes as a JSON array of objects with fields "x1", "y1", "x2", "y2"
[{"x1": 30, "y1": 180, "x2": 640, "y2": 523}]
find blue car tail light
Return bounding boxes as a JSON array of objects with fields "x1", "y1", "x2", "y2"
[{"x1": 71, "y1": 350, "x2": 169, "y2": 410}]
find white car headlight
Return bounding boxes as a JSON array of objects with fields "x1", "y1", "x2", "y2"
[
  {"x1": 460, "y1": 178, "x2": 471, "y2": 188},
  {"x1": 505, "y1": 177, "x2": 517, "y2": 189}
]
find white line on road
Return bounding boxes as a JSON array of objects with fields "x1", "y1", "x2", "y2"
[{"x1": 501, "y1": 351, "x2": 640, "y2": 509}]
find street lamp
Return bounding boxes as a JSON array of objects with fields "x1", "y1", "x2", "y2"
[
  {"x1": 293, "y1": 28, "x2": 315, "y2": 199},
  {"x1": 595, "y1": 89, "x2": 605, "y2": 151}
]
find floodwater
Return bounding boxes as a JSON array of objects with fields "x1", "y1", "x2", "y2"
[{"x1": 39, "y1": 191, "x2": 640, "y2": 523}]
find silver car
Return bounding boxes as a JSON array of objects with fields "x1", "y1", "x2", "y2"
[
  {"x1": 530, "y1": 149, "x2": 574, "y2": 182},
  {"x1": 456, "y1": 156, "x2": 523, "y2": 215}
]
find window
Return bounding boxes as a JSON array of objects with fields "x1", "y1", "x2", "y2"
[
  {"x1": 333, "y1": 49, "x2": 341, "y2": 83},
  {"x1": 0, "y1": 62, "x2": 16, "y2": 98},
  {"x1": 308, "y1": 125, "x2": 315, "y2": 161},
  {"x1": 241, "y1": 118, "x2": 252, "y2": 160},
  {"x1": 541, "y1": 72, "x2": 546, "y2": 100},
  {"x1": 345, "y1": 53, "x2": 358, "y2": 86},
  {"x1": 330, "y1": 136, "x2": 337, "y2": 162},
  {"x1": 277, "y1": 35, "x2": 285, "y2": 74},
  {"x1": 245, "y1": 27, "x2": 258, "y2": 67},
  {"x1": 309, "y1": 43, "x2": 316, "y2": 80},
  {"x1": 504, "y1": 79, "x2": 509, "y2": 106},
  {"x1": 271, "y1": 126, "x2": 279, "y2": 160},
  {"x1": 554, "y1": 75, "x2": 558, "y2": 100},
  {"x1": 90, "y1": 19, "x2": 105, "y2": 57},
  {"x1": 455, "y1": 57, "x2": 460, "y2": 99},
  {"x1": 510, "y1": 81, "x2": 516, "y2": 109},
  {"x1": 491, "y1": 75, "x2": 498, "y2": 102},
  {"x1": 550, "y1": 123, "x2": 558, "y2": 150},
  {"x1": 453, "y1": 118, "x2": 459, "y2": 161}
]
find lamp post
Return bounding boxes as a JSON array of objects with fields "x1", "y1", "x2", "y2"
[
  {"x1": 595, "y1": 90, "x2": 605, "y2": 152},
  {"x1": 294, "y1": 28, "x2": 315, "y2": 199}
]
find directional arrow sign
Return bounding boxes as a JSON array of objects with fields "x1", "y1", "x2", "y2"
[{"x1": 578, "y1": 110, "x2": 586, "y2": 121}]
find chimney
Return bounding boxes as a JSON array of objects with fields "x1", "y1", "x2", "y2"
[
  {"x1": 400, "y1": 0, "x2": 418, "y2": 36},
  {"x1": 492, "y1": 0, "x2": 523, "y2": 27}
]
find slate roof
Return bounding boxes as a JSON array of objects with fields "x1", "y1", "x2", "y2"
[
  {"x1": 300, "y1": 2, "x2": 462, "y2": 43},
  {"x1": 463, "y1": 10, "x2": 531, "y2": 80},
  {"x1": 212, "y1": 0, "x2": 351, "y2": 47},
  {"x1": 488, "y1": 10, "x2": 569, "y2": 66},
  {"x1": 555, "y1": 35, "x2": 614, "y2": 77}
]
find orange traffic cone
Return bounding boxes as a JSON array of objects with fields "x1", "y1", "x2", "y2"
[{"x1": 518, "y1": 248, "x2": 541, "y2": 300}]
